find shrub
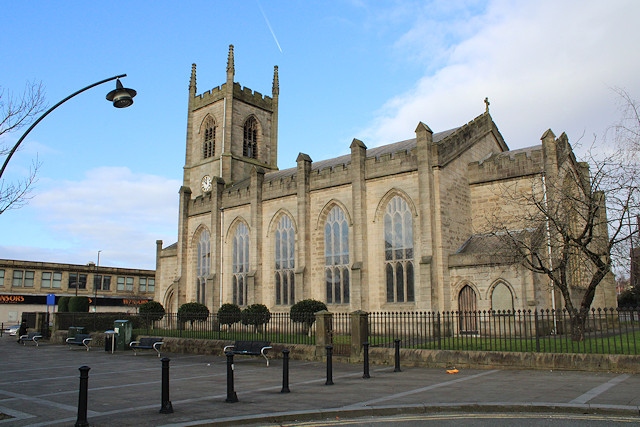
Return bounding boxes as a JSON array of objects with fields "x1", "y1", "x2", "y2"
[
  {"x1": 69, "y1": 296, "x2": 90, "y2": 313},
  {"x1": 618, "y1": 287, "x2": 640, "y2": 308},
  {"x1": 54, "y1": 312, "x2": 132, "y2": 333},
  {"x1": 290, "y1": 299, "x2": 327, "y2": 334},
  {"x1": 241, "y1": 304, "x2": 271, "y2": 333},
  {"x1": 217, "y1": 303, "x2": 241, "y2": 328},
  {"x1": 57, "y1": 296, "x2": 70, "y2": 312},
  {"x1": 139, "y1": 301, "x2": 166, "y2": 321},
  {"x1": 177, "y1": 302, "x2": 209, "y2": 327}
]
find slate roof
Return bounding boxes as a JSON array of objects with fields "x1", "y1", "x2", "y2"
[
  {"x1": 456, "y1": 228, "x2": 543, "y2": 255},
  {"x1": 263, "y1": 127, "x2": 459, "y2": 183}
]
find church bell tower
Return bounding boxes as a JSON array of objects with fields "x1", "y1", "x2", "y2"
[{"x1": 183, "y1": 44, "x2": 279, "y2": 192}]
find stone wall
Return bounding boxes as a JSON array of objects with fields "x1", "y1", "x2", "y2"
[
  {"x1": 158, "y1": 336, "x2": 640, "y2": 374},
  {"x1": 51, "y1": 331, "x2": 640, "y2": 373}
]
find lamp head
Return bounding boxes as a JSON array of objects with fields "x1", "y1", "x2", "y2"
[{"x1": 106, "y1": 78, "x2": 137, "y2": 108}]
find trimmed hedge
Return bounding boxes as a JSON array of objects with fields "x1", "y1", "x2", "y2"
[
  {"x1": 54, "y1": 312, "x2": 140, "y2": 333},
  {"x1": 217, "y1": 303, "x2": 241, "y2": 327},
  {"x1": 139, "y1": 301, "x2": 165, "y2": 321},
  {"x1": 57, "y1": 296, "x2": 70, "y2": 312},
  {"x1": 69, "y1": 296, "x2": 90, "y2": 313},
  {"x1": 241, "y1": 304, "x2": 271, "y2": 333},
  {"x1": 177, "y1": 302, "x2": 210, "y2": 326},
  {"x1": 290, "y1": 299, "x2": 327, "y2": 327}
]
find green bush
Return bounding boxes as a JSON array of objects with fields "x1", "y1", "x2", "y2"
[
  {"x1": 290, "y1": 299, "x2": 327, "y2": 330},
  {"x1": 618, "y1": 287, "x2": 640, "y2": 308},
  {"x1": 241, "y1": 304, "x2": 271, "y2": 333},
  {"x1": 177, "y1": 302, "x2": 209, "y2": 327},
  {"x1": 54, "y1": 312, "x2": 135, "y2": 333},
  {"x1": 69, "y1": 296, "x2": 90, "y2": 313},
  {"x1": 139, "y1": 301, "x2": 166, "y2": 322},
  {"x1": 57, "y1": 296, "x2": 70, "y2": 312},
  {"x1": 217, "y1": 303, "x2": 241, "y2": 328}
]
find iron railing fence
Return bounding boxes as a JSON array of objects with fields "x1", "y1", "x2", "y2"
[
  {"x1": 369, "y1": 308, "x2": 640, "y2": 355},
  {"x1": 330, "y1": 312, "x2": 352, "y2": 355},
  {"x1": 52, "y1": 307, "x2": 640, "y2": 355},
  {"x1": 132, "y1": 312, "x2": 316, "y2": 345}
]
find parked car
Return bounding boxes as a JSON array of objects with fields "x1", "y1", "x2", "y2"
[{"x1": 4, "y1": 324, "x2": 20, "y2": 336}]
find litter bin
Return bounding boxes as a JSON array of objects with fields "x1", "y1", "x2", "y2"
[
  {"x1": 113, "y1": 320, "x2": 132, "y2": 351},
  {"x1": 104, "y1": 330, "x2": 116, "y2": 352}
]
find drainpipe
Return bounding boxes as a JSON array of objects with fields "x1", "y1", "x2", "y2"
[{"x1": 542, "y1": 174, "x2": 557, "y2": 334}]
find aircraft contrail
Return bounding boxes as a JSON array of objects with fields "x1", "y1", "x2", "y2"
[{"x1": 257, "y1": 0, "x2": 283, "y2": 53}]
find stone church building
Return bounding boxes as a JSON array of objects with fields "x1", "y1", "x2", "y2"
[{"x1": 154, "y1": 45, "x2": 615, "y2": 317}]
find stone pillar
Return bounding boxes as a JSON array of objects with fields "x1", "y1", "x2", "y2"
[
  {"x1": 315, "y1": 310, "x2": 333, "y2": 357},
  {"x1": 296, "y1": 153, "x2": 312, "y2": 300},
  {"x1": 249, "y1": 167, "x2": 264, "y2": 304},
  {"x1": 176, "y1": 186, "x2": 192, "y2": 307},
  {"x1": 350, "y1": 310, "x2": 369, "y2": 359},
  {"x1": 416, "y1": 122, "x2": 435, "y2": 309},
  {"x1": 350, "y1": 139, "x2": 367, "y2": 310},
  {"x1": 211, "y1": 177, "x2": 225, "y2": 310},
  {"x1": 35, "y1": 312, "x2": 49, "y2": 338}
]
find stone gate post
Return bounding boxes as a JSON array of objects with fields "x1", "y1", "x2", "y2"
[
  {"x1": 350, "y1": 310, "x2": 369, "y2": 360},
  {"x1": 315, "y1": 310, "x2": 333, "y2": 357}
]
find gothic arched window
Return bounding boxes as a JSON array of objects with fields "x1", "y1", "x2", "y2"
[
  {"x1": 243, "y1": 117, "x2": 258, "y2": 159},
  {"x1": 202, "y1": 117, "x2": 215, "y2": 159},
  {"x1": 325, "y1": 206, "x2": 350, "y2": 304},
  {"x1": 232, "y1": 222, "x2": 249, "y2": 306},
  {"x1": 384, "y1": 196, "x2": 414, "y2": 303},
  {"x1": 275, "y1": 215, "x2": 295, "y2": 305},
  {"x1": 196, "y1": 230, "x2": 210, "y2": 304},
  {"x1": 491, "y1": 281, "x2": 514, "y2": 313}
]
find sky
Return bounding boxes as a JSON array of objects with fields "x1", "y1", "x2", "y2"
[{"x1": 1, "y1": 0, "x2": 639, "y2": 270}]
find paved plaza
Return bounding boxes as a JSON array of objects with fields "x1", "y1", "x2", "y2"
[{"x1": 0, "y1": 335, "x2": 639, "y2": 426}]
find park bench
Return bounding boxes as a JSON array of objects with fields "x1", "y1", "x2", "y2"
[
  {"x1": 130, "y1": 337, "x2": 164, "y2": 357},
  {"x1": 223, "y1": 340, "x2": 272, "y2": 366},
  {"x1": 20, "y1": 331, "x2": 43, "y2": 347},
  {"x1": 66, "y1": 333, "x2": 93, "y2": 351}
]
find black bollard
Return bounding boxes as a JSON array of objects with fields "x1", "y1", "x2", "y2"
[
  {"x1": 281, "y1": 349, "x2": 290, "y2": 393},
  {"x1": 393, "y1": 339, "x2": 402, "y2": 372},
  {"x1": 159, "y1": 357, "x2": 174, "y2": 414},
  {"x1": 225, "y1": 351, "x2": 238, "y2": 403},
  {"x1": 362, "y1": 342, "x2": 370, "y2": 379},
  {"x1": 75, "y1": 366, "x2": 91, "y2": 427},
  {"x1": 325, "y1": 345, "x2": 334, "y2": 385}
]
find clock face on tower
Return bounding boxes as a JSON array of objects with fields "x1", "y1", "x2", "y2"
[{"x1": 201, "y1": 175, "x2": 212, "y2": 192}]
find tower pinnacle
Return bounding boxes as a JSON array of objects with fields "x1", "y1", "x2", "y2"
[
  {"x1": 227, "y1": 44, "x2": 235, "y2": 81},
  {"x1": 272, "y1": 65, "x2": 279, "y2": 96},
  {"x1": 189, "y1": 63, "x2": 197, "y2": 95}
]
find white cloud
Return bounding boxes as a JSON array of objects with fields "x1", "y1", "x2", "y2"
[
  {"x1": 362, "y1": 0, "x2": 640, "y2": 153},
  {"x1": 18, "y1": 167, "x2": 181, "y2": 269}
]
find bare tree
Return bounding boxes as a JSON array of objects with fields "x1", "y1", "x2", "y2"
[
  {"x1": 483, "y1": 93, "x2": 640, "y2": 341},
  {"x1": 0, "y1": 81, "x2": 47, "y2": 214},
  {"x1": 609, "y1": 87, "x2": 640, "y2": 155},
  {"x1": 606, "y1": 88, "x2": 640, "y2": 273}
]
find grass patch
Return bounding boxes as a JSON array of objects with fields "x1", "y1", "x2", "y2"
[{"x1": 403, "y1": 331, "x2": 640, "y2": 355}]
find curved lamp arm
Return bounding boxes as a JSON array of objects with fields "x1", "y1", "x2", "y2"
[{"x1": 0, "y1": 74, "x2": 130, "y2": 179}]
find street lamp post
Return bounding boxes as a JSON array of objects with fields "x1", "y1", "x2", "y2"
[{"x1": 0, "y1": 74, "x2": 136, "y2": 179}]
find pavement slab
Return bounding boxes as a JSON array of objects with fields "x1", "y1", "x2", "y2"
[{"x1": 0, "y1": 335, "x2": 638, "y2": 426}]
